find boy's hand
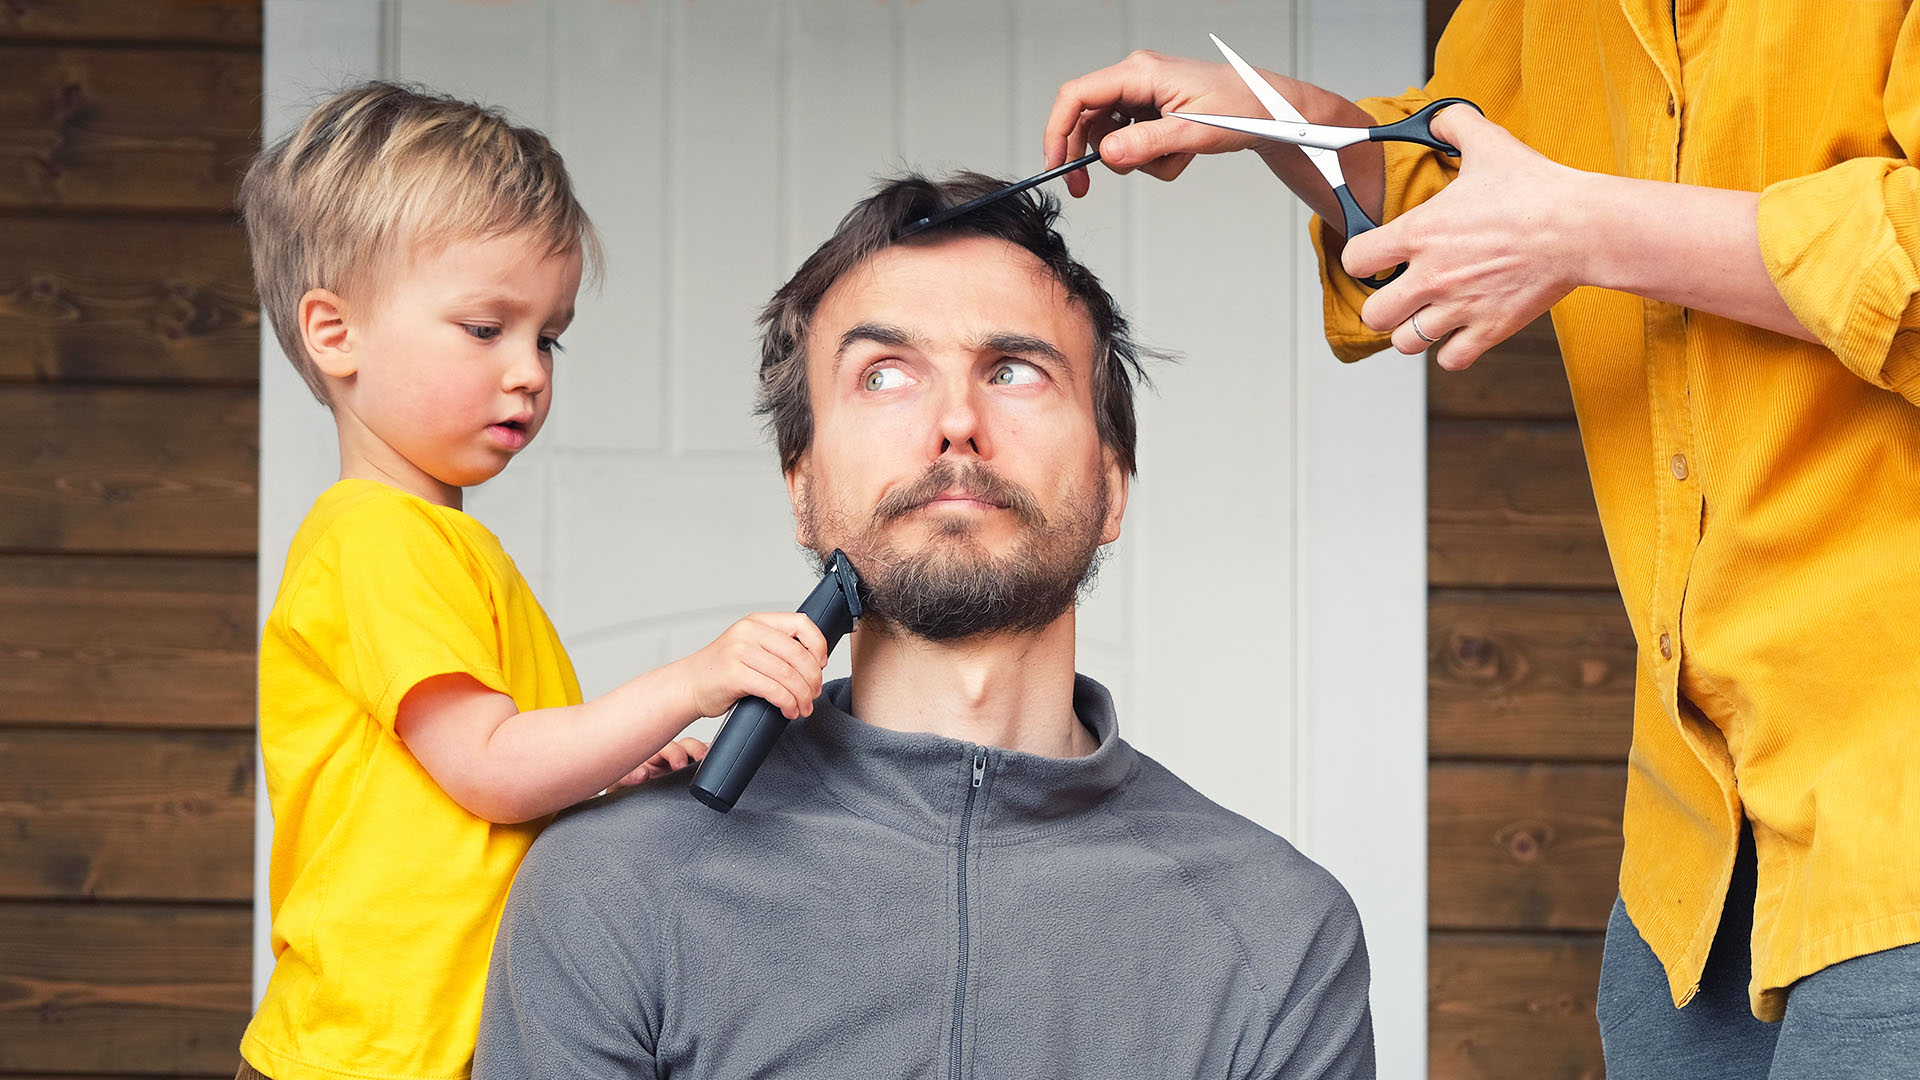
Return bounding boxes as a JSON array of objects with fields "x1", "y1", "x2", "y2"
[
  {"x1": 674, "y1": 612, "x2": 830, "y2": 722},
  {"x1": 613, "y1": 736, "x2": 709, "y2": 787}
]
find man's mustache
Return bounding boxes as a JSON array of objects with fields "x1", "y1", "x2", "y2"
[{"x1": 871, "y1": 462, "x2": 1045, "y2": 528}]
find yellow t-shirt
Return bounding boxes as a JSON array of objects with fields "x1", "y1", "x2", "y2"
[
  {"x1": 242, "y1": 480, "x2": 581, "y2": 1080},
  {"x1": 1314, "y1": 0, "x2": 1920, "y2": 1019}
]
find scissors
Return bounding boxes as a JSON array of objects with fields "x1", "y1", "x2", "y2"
[{"x1": 1172, "y1": 33, "x2": 1481, "y2": 288}]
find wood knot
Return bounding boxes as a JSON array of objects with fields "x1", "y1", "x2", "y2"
[
  {"x1": 50, "y1": 80, "x2": 84, "y2": 126},
  {"x1": 155, "y1": 281, "x2": 234, "y2": 340},
  {"x1": 1496, "y1": 821, "x2": 1553, "y2": 863},
  {"x1": 1448, "y1": 632, "x2": 1501, "y2": 679}
]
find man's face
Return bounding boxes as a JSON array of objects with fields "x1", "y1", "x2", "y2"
[{"x1": 788, "y1": 233, "x2": 1128, "y2": 639}]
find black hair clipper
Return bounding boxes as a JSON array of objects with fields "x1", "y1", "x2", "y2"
[{"x1": 689, "y1": 550, "x2": 863, "y2": 813}]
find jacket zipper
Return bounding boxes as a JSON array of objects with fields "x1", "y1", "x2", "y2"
[{"x1": 949, "y1": 748, "x2": 987, "y2": 1080}]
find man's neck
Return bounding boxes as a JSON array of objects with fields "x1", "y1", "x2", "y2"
[{"x1": 845, "y1": 611, "x2": 1096, "y2": 758}]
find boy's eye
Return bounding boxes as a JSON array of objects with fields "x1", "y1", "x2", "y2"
[
  {"x1": 864, "y1": 366, "x2": 911, "y2": 392},
  {"x1": 463, "y1": 324, "x2": 501, "y2": 341},
  {"x1": 537, "y1": 336, "x2": 564, "y2": 354},
  {"x1": 988, "y1": 360, "x2": 1042, "y2": 386}
]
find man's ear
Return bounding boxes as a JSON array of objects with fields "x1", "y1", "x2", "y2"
[
  {"x1": 785, "y1": 457, "x2": 813, "y2": 547},
  {"x1": 300, "y1": 288, "x2": 356, "y2": 379},
  {"x1": 1098, "y1": 447, "x2": 1129, "y2": 546}
]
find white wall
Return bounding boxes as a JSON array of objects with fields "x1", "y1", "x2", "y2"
[{"x1": 258, "y1": 1, "x2": 1425, "y2": 1073}]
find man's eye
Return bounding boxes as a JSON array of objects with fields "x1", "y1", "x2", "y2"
[
  {"x1": 463, "y1": 324, "x2": 501, "y2": 341},
  {"x1": 989, "y1": 360, "x2": 1042, "y2": 386},
  {"x1": 864, "y1": 366, "x2": 910, "y2": 391}
]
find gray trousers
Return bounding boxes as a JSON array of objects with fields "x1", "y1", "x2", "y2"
[{"x1": 1599, "y1": 827, "x2": 1920, "y2": 1079}]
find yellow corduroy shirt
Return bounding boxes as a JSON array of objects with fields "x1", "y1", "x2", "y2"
[{"x1": 1313, "y1": 0, "x2": 1920, "y2": 1019}]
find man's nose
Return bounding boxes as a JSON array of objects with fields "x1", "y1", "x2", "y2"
[{"x1": 931, "y1": 379, "x2": 991, "y2": 460}]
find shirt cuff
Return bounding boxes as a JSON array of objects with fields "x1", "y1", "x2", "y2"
[{"x1": 1758, "y1": 158, "x2": 1920, "y2": 403}]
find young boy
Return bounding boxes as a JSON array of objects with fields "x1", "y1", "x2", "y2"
[{"x1": 236, "y1": 82, "x2": 828, "y2": 1080}]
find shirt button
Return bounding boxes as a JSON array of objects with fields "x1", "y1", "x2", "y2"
[
  {"x1": 1659, "y1": 633, "x2": 1673, "y2": 660},
  {"x1": 1671, "y1": 454, "x2": 1689, "y2": 480},
  {"x1": 1666, "y1": 97, "x2": 1676, "y2": 117}
]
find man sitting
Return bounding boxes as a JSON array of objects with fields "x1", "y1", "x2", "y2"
[{"x1": 474, "y1": 173, "x2": 1375, "y2": 1080}]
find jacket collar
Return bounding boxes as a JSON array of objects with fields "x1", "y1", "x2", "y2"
[{"x1": 776, "y1": 676, "x2": 1139, "y2": 844}]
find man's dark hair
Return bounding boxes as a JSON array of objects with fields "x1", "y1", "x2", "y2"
[{"x1": 757, "y1": 172, "x2": 1155, "y2": 475}]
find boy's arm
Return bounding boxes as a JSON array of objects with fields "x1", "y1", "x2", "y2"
[{"x1": 397, "y1": 611, "x2": 828, "y2": 824}]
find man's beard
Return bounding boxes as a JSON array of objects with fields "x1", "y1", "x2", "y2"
[{"x1": 798, "y1": 460, "x2": 1109, "y2": 641}]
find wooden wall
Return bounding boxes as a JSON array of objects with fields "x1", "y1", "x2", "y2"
[
  {"x1": 1427, "y1": 319, "x2": 1630, "y2": 1080},
  {"x1": 0, "y1": 2, "x2": 261, "y2": 1076},
  {"x1": 1425, "y1": 8, "x2": 1628, "y2": 1080},
  {"x1": 1420, "y1": 0, "x2": 1633, "y2": 1067}
]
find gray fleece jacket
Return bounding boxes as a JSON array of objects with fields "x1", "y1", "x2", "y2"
[{"x1": 475, "y1": 677, "x2": 1374, "y2": 1079}]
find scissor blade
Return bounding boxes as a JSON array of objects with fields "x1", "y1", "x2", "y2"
[
  {"x1": 1170, "y1": 111, "x2": 1366, "y2": 152},
  {"x1": 1209, "y1": 33, "x2": 1310, "y2": 126},
  {"x1": 1170, "y1": 111, "x2": 1302, "y2": 143},
  {"x1": 1171, "y1": 111, "x2": 1350, "y2": 191}
]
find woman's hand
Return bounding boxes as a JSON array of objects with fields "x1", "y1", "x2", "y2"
[{"x1": 1342, "y1": 104, "x2": 1590, "y2": 370}]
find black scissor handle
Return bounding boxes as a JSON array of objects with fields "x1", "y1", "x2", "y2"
[
  {"x1": 1344, "y1": 97, "x2": 1483, "y2": 288},
  {"x1": 1333, "y1": 184, "x2": 1405, "y2": 288},
  {"x1": 1367, "y1": 97, "x2": 1483, "y2": 157}
]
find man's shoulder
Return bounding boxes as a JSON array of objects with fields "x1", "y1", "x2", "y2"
[
  {"x1": 521, "y1": 773, "x2": 717, "y2": 892},
  {"x1": 1114, "y1": 752, "x2": 1374, "y2": 1074},
  {"x1": 1114, "y1": 746, "x2": 1364, "y2": 944}
]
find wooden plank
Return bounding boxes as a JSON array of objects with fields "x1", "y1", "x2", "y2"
[
  {"x1": 0, "y1": 1, "x2": 260, "y2": 46},
  {"x1": 1427, "y1": 315, "x2": 1574, "y2": 420},
  {"x1": 1429, "y1": 419, "x2": 1614, "y2": 588},
  {"x1": 0, "y1": 728, "x2": 253, "y2": 901},
  {"x1": 0, "y1": 215, "x2": 258, "y2": 384},
  {"x1": 0, "y1": 384, "x2": 257, "y2": 555},
  {"x1": 1430, "y1": 763, "x2": 1625, "y2": 932},
  {"x1": 0, "y1": 902, "x2": 250, "y2": 1074},
  {"x1": 0, "y1": 45, "x2": 260, "y2": 212},
  {"x1": 1430, "y1": 932, "x2": 1605, "y2": 1080},
  {"x1": 1430, "y1": 589, "x2": 1635, "y2": 762},
  {"x1": 0, "y1": 555, "x2": 254, "y2": 730},
  {"x1": 2, "y1": 1074, "x2": 227, "y2": 1080}
]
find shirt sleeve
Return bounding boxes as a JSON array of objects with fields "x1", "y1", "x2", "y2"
[
  {"x1": 1757, "y1": 12, "x2": 1920, "y2": 404},
  {"x1": 1311, "y1": 0, "x2": 1528, "y2": 361},
  {"x1": 284, "y1": 499, "x2": 511, "y2": 732},
  {"x1": 1241, "y1": 887, "x2": 1376, "y2": 1080},
  {"x1": 474, "y1": 826, "x2": 661, "y2": 1079}
]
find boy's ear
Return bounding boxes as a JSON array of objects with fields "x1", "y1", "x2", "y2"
[{"x1": 299, "y1": 288, "x2": 356, "y2": 379}]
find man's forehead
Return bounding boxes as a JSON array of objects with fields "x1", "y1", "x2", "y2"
[{"x1": 810, "y1": 235, "x2": 1095, "y2": 364}]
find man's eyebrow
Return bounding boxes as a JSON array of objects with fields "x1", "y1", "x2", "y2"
[
  {"x1": 979, "y1": 332, "x2": 1072, "y2": 375},
  {"x1": 834, "y1": 322, "x2": 921, "y2": 372}
]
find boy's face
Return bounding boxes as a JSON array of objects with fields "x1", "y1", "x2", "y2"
[
  {"x1": 785, "y1": 233, "x2": 1128, "y2": 639},
  {"x1": 315, "y1": 229, "x2": 581, "y2": 507}
]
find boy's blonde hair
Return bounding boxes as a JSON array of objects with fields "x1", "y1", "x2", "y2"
[{"x1": 241, "y1": 81, "x2": 601, "y2": 404}]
